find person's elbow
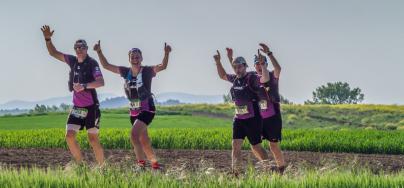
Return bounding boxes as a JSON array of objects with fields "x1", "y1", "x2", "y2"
[
  {"x1": 160, "y1": 62, "x2": 169, "y2": 70},
  {"x1": 160, "y1": 65, "x2": 168, "y2": 71},
  {"x1": 96, "y1": 78, "x2": 105, "y2": 87},
  {"x1": 99, "y1": 79, "x2": 105, "y2": 87},
  {"x1": 155, "y1": 64, "x2": 168, "y2": 73}
]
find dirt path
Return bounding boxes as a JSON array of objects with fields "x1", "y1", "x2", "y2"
[{"x1": 0, "y1": 149, "x2": 402, "y2": 173}]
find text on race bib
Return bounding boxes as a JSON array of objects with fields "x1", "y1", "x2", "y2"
[
  {"x1": 259, "y1": 100, "x2": 268, "y2": 110},
  {"x1": 235, "y1": 105, "x2": 249, "y2": 115},
  {"x1": 71, "y1": 107, "x2": 88, "y2": 119},
  {"x1": 129, "y1": 100, "x2": 141, "y2": 110}
]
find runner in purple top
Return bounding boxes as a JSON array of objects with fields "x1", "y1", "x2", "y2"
[
  {"x1": 94, "y1": 40, "x2": 171, "y2": 171},
  {"x1": 227, "y1": 43, "x2": 286, "y2": 174},
  {"x1": 213, "y1": 49, "x2": 270, "y2": 175},
  {"x1": 41, "y1": 25, "x2": 105, "y2": 166}
]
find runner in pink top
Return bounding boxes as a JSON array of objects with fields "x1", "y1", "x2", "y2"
[
  {"x1": 41, "y1": 25, "x2": 105, "y2": 166},
  {"x1": 227, "y1": 43, "x2": 286, "y2": 174},
  {"x1": 214, "y1": 49, "x2": 271, "y2": 175}
]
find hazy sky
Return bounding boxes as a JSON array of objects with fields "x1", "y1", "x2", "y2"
[{"x1": 0, "y1": 0, "x2": 403, "y2": 104}]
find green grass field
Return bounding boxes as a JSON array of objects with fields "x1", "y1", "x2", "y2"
[
  {"x1": 159, "y1": 104, "x2": 404, "y2": 130},
  {"x1": 2, "y1": 104, "x2": 403, "y2": 131},
  {"x1": 0, "y1": 104, "x2": 403, "y2": 154},
  {"x1": 0, "y1": 165, "x2": 402, "y2": 188},
  {"x1": 0, "y1": 114, "x2": 230, "y2": 130},
  {"x1": 1, "y1": 128, "x2": 403, "y2": 154},
  {"x1": 0, "y1": 104, "x2": 403, "y2": 187}
]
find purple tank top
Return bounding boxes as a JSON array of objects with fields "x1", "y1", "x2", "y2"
[
  {"x1": 256, "y1": 74, "x2": 276, "y2": 119},
  {"x1": 64, "y1": 54, "x2": 103, "y2": 107},
  {"x1": 226, "y1": 73, "x2": 260, "y2": 120}
]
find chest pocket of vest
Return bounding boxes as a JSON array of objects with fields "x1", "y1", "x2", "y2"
[
  {"x1": 73, "y1": 63, "x2": 93, "y2": 84},
  {"x1": 126, "y1": 68, "x2": 151, "y2": 101},
  {"x1": 231, "y1": 83, "x2": 254, "y2": 102},
  {"x1": 125, "y1": 80, "x2": 139, "y2": 99}
]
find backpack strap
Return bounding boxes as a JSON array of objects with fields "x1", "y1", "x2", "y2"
[
  {"x1": 246, "y1": 73, "x2": 259, "y2": 94},
  {"x1": 126, "y1": 68, "x2": 132, "y2": 81}
]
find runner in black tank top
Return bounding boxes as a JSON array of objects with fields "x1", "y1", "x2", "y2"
[
  {"x1": 227, "y1": 43, "x2": 286, "y2": 174},
  {"x1": 213, "y1": 49, "x2": 271, "y2": 175},
  {"x1": 94, "y1": 40, "x2": 172, "y2": 171},
  {"x1": 41, "y1": 25, "x2": 105, "y2": 166}
]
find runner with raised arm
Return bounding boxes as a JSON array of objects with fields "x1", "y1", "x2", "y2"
[
  {"x1": 255, "y1": 43, "x2": 286, "y2": 173},
  {"x1": 41, "y1": 25, "x2": 105, "y2": 166},
  {"x1": 94, "y1": 40, "x2": 171, "y2": 171},
  {"x1": 214, "y1": 49, "x2": 269, "y2": 175}
]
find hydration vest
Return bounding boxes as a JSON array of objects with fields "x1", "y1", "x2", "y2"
[
  {"x1": 67, "y1": 56, "x2": 99, "y2": 105},
  {"x1": 124, "y1": 68, "x2": 153, "y2": 101},
  {"x1": 230, "y1": 72, "x2": 259, "y2": 103},
  {"x1": 262, "y1": 71, "x2": 281, "y2": 103}
]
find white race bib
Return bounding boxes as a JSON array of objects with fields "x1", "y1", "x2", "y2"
[
  {"x1": 71, "y1": 107, "x2": 88, "y2": 119},
  {"x1": 235, "y1": 105, "x2": 249, "y2": 115},
  {"x1": 129, "y1": 100, "x2": 141, "y2": 110},
  {"x1": 259, "y1": 100, "x2": 268, "y2": 110}
]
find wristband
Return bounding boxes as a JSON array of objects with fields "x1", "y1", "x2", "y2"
[
  {"x1": 267, "y1": 51, "x2": 273, "y2": 56},
  {"x1": 45, "y1": 38, "x2": 51, "y2": 42}
]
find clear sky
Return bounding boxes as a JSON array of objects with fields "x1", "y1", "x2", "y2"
[{"x1": 0, "y1": 0, "x2": 403, "y2": 104}]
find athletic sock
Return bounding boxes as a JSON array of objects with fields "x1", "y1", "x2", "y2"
[
  {"x1": 151, "y1": 161, "x2": 161, "y2": 170},
  {"x1": 137, "y1": 160, "x2": 146, "y2": 167}
]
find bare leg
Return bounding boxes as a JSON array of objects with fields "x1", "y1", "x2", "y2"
[
  {"x1": 269, "y1": 141, "x2": 286, "y2": 167},
  {"x1": 131, "y1": 120, "x2": 148, "y2": 162},
  {"x1": 130, "y1": 127, "x2": 146, "y2": 161},
  {"x1": 65, "y1": 130, "x2": 83, "y2": 163},
  {"x1": 232, "y1": 139, "x2": 243, "y2": 173},
  {"x1": 139, "y1": 129, "x2": 157, "y2": 164},
  {"x1": 251, "y1": 143, "x2": 269, "y2": 161},
  {"x1": 87, "y1": 130, "x2": 105, "y2": 166}
]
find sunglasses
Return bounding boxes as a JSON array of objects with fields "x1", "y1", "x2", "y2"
[{"x1": 74, "y1": 45, "x2": 87, "y2": 50}]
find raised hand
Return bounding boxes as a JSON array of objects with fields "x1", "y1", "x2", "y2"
[
  {"x1": 41, "y1": 25, "x2": 54, "y2": 40},
  {"x1": 226, "y1": 47, "x2": 233, "y2": 61},
  {"x1": 93, "y1": 40, "x2": 101, "y2": 52},
  {"x1": 164, "y1": 42, "x2": 172, "y2": 54},
  {"x1": 257, "y1": 50, "x2": 266, "y2": 66},
  {"x1": 213, "y1": 50, "x2": 221, "y2": 63},
  {"x1": 259, "y1": 43, "x2": 271, "y2": 54}
]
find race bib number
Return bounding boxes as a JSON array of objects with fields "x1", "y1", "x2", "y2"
[
  {"x1": 235, "y1": 105, "x2": 249, "y2": 115},
  {"x1": 259, "y1": 100, "x2": 268, "y2": 110},
  {"x1": 71, "y1": 107, "x2": 88, "y2": 119},
  {"x1": 129, "y1": 99, "x2": 141, "y2": 110}
]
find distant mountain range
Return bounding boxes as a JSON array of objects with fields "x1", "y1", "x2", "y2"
[
  {"x1": 0, "y1": 92, "x2": 224, "y2": 110},
  {"x1": 100, "y1": 92, "x2": 224, "y2": 109},
  {"x1": 156, "y1": 92, "x2": 223, "y2": 104},
  {"x1": 0, "y1": 93, "x2": 117, "y2": 110}
]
